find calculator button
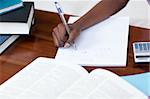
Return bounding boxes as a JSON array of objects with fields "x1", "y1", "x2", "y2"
[
  {"x1": 147, "y1": 43, "x2": 150, "y2": 50},
  {"x1": 143, "y1": 43, "x2": 147, "y2": 51},
  {"x1": 139, "y1": 44, "x2": 143, "y2": 51},
  {"x1": 135, "y1": 44, "x2": 139, "y2": 49}
]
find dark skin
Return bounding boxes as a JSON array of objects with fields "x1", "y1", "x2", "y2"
[{"x1": 52, "y1": 0, "x2": 129, "y2": 47}]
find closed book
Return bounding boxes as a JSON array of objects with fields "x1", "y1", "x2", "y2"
[
  {"x1": 0, "y1": 2, "x2": 34, "y2": 34},
  {"x1": 0, "y1": 0, "x2": 23, "y2": 15},
  {"x1": 0, "y1": 35, "x2": 19, "y2": 54}
]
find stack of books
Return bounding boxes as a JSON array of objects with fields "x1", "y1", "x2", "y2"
[{"x1": 0, "y1": 0, "x2": 34, "y2": 54}]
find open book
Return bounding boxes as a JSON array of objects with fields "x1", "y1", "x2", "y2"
[{"x1": 0, "y1": 57, "x2": 147, "y2": 99}]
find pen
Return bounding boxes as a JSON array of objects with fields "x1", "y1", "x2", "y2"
[{"x1": 54, "y1": 1, "x2": 76, "y2": 49}]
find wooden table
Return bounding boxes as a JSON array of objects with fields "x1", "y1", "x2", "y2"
[{"x1": 0, "y1": 10, "x2": 149, "y2": 85}]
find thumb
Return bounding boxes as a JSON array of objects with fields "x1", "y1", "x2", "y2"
[{"x1": 64, "y1": 31, "x2": 77, "y2": 48}]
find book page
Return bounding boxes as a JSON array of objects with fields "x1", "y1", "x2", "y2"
[
  {"x1": 87, "y1": 69, "x2": 147, "y2": 99},
  {"x1": 57, "y1": 69, "x2": 147, "y2": 99},
  {"x1": 0, "y1": 57, "x2": 88, "y2": 99},
  {"x1": 56, "y1": 17, "x2": 129, "y2": 66},
  {"x1": 57, "y1": 72, "x2": 107, "y2": 99}
]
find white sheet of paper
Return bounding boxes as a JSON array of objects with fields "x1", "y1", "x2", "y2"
[
  {"x1": 55, "y1": 17, "x2": 129, "y2": 66},
  {"x1": 23, "y1": 0, "x2": 101, "y2": 16}
]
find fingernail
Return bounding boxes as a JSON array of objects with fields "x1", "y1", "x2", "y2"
[{"x1": 64, "y1": 43, "x2": 71, "y2": 48}]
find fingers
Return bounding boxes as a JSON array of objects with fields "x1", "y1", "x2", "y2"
[
  {"x1": 64, "y1": 29, "x2": 79, "y2": 48},
  {"x1": 52, "y1": 23, "x2": 67, "y2": 47},
  {"x1": 52, "y1": 32, "x2": 59, "y2": 47},
  {"x1": 57, "y1": 24, "x2": 66, "y2": 40},
  {"x1": 64, "y1": 34, "x2": 75, "y2": 48},
  {"x1": 52, "y1": 23, "x2": 80, "y2": 48}
]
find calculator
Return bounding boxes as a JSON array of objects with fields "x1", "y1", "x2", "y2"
[{"x1": 133, "y1": 42, "x2": 150, "y2": 63}]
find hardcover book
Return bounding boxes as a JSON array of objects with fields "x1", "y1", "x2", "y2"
[
  {"x1": 0, "y1": 2, "x2": 34, "y2": 34},
  {"x1": 0, "y1": 35, "x2": 19, "y2": 54}
]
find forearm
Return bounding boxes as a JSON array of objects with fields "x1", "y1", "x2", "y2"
[{"x1": 73, "y1": 0, "x2": 129, "y2": 31}]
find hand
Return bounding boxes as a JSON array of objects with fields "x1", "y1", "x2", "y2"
[{"x1": 52, "y1": 23, "x2": 80, "y2": 47}]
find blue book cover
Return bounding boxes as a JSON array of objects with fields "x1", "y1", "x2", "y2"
[
  {"x1": 0, "y1": 35, "x2": 11, "y2": 45},
  {"x1": 0, "y1": 0, "x2": 23, "y2": 15},
  {"x1": 0, "y1": 34, "x2": 19, "y2": 54},
  {"x1": 122, "y1": 72, "x2": 150, "y2": 96}
]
